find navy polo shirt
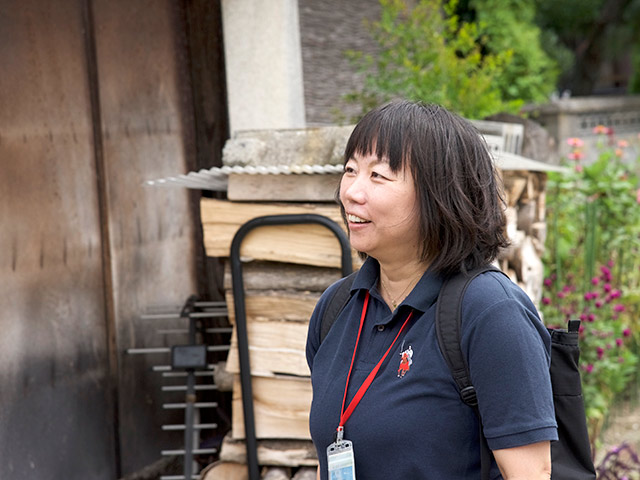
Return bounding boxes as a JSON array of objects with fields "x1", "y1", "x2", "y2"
[{"x1": 306, "y1": 258, "x2": 558, "y2": 479}]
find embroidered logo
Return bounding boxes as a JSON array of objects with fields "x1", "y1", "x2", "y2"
[{"x1": 397, "y1": 345, "x2": 413, "y2": 378}]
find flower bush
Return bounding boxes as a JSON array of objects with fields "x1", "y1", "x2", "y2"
[
  {"x1": 541, "y1": 127, "x2": 640, "y2": 447},
  {"x1": 596, "y1": 442, "x2": 640, "y2": 480}
]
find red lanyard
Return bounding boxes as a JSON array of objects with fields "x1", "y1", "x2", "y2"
[{"x1": 338, "y1": 291, "x2": 414, "y2": 433}]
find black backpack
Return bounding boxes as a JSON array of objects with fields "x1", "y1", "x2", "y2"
[{"x1": 319, "y1": 266, "x2": 596, "y2": 480}]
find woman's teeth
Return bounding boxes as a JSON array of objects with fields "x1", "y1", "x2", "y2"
[{"x1": 348, "y1": 214, "x2": 370, "y2": 223}]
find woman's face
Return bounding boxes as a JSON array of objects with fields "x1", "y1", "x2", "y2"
[{"x1": 339, "y1": 151, "x2": 422, "y2": 264}]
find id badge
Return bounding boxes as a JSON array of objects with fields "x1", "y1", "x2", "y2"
[{"x1": 327, "y1": 439, "x2": 356, "y2": 480}]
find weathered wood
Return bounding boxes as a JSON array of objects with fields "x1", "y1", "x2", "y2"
[
  {"x1": 219, "y1": 435, "x2": 318, "y2": 467},
  {"x1": 201, "y1": 198, "x2": 361, "y2": 268},
  {"x1": 511, "y1": 236, "x2": 544, "y2": 304},
  {"x1": 201, "y1": 461, "x2": 249, "y2": 480},
  {"x1": 214, "y1": 361, "x2": 234, "y2": 392},
  {"x1": 261, "y1": 467, "x2": 291, "y2": 480},
  {"x1": 517, "y1": 200, "x2": 537, "y2": 235},
  {"x1": 225, "y1": 290, "x2": 320, "y2": 324},
  {"x1": 226, "y1": 320, "x2": 311, "y2": 377},
  {"x1": 223, "y1": 261, "x2": 342, "y2": 292},
  {"x1": 502, "y1": 174, "x2": 527, "y2": 207},
  {"x1": 227, "y1": 173, "x2": 341, "y2": 202},
  {"x1": 531, "y1": 222, "x2": 547, "y2": 247},
  {"x1": 232, "y1": 375, "x2": 312, "y2": 440}
]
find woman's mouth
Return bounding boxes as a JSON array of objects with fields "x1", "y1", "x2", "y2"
[{"x1": 347, "y1": 214, "x2": 370, "y2": 224}]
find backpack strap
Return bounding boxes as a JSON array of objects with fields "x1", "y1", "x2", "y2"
[
  {"x1": 435, "y1": 265, "x2": 506, "y2": 480},
  {"x1": 320, "y1": 272, "x2": 358, "y2": 343}
]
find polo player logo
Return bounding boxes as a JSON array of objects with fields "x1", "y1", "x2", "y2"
[{"x1": 397, "y1": 346, "x2": 413, "y2": 378}]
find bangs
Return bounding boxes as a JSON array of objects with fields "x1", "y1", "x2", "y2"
[{"x1": 344, "y1": 103, "x2": 415, "y2": 173}]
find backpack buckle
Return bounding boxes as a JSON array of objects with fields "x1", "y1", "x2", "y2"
[{"x1": 460, "y1": 386, "x2": 478, "y2": 406}]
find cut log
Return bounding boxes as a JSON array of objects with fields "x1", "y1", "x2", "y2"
[
  {"x1": 232, "y1": 374, "x2": 312, "y2": 440},
  {"x1": 223, "y1": 261, "x2": 342, "y2": 292},
  {"x1": 225, "y1": 290, "x2": 320, "y2": 325},
  {"x1": 226, "y1": 320, "x2": 311, "y2": 377},
  {"x1": 502, "y1": 174, "x2": 527, "y2": 207},
  {"x1": 201, "y1": 198, "x2": 361, "y2": 269},
  {"x1": 219, "y1": 434, "x2": 318, "y2": 467},
  {"x1": 517, "y1": 200, "x2": 537, "y2": 235},
  {"x1": 214, "y1": 362, "x2": 234, "y2": 392},
  {"x1": 261, "y1": 467, "x2": 291, "y2": 480},
  {"x1": 227, "y1": 173, "x2": 341, "y2": 202},
  {"x1": 511, "y1": 236, "x2": 543, "y2": 305},
  {"x1": 200, "y1": 461, "x2": 248, "y2": 480},
  {"x1": 531, "y1": 222, "x2": 547, "y2": 248}
]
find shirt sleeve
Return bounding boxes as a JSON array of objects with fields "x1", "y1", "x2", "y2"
[{"x1": 461, "y1": 275, "x2": 558, "y2": 450}]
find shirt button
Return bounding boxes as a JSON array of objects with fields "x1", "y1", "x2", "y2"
[{"x1": 377, "y1": 325, "x2": 385, "y2": 332}]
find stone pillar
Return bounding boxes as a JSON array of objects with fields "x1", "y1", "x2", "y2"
[{"x1": 221, "y1": 0, "x2": 306, "y2": 134}]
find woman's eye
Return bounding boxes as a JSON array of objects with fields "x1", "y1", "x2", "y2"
[
  {"x1": 344, "y1": 166, "x2": 356, "y2": 174},
  {"x1": 371, "y1": 171, "x2": 386, "y2": 180}
]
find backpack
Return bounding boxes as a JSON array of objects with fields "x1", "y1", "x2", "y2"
[{"x1": 319, "y1": 266, "x2": 596, "y2": 480}]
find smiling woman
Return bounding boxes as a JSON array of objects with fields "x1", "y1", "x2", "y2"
[{"x1": 306, "y1": 100, "x2": 558, "y2": 480}]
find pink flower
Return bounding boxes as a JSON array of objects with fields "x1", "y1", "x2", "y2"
[
  {"x1": 604, "y1": 283, "x2": 612, "y2": 293},
  {"x1": 600, "y1": 266, "x2": 612, "y2": 281},
  {"x1": 593, "y1": 125, "x2": 609, "y2": 135},
  {"x1": 617, "y1": 140, "x2": 629, "y2": 148},
  {"x1": 568, "y1": 151, "x2": 585, "y2": 161},
  {"x1": 579, "y1": 325, "x2": 585, "y2": 334},
  {"x1": 614, "y1": 304, "x2": 625, "y2": 312},
  {"x1": 591, "y1": 277, "x2": 600, "y2": 285},
  {"x1": 542, "y1": 297, "x2": 551, "y2": 305},
  {"x1": 616, "y1": 338, "x2": 623, "y2": 347},
  {"x1": 595, "y1": 300, "x2": 603, "y2": 308},
  {"x1": 574, "y1": 164, "x2": 584, "y2": 173},
  {"x1": 597, "y1": 347, "x2": 605, "y2": 359},
  {"x1": 585, "y1": 364, "x2": 594, "y2": 373},
  {"x1": 544, "y1": 278, "x2": 553, "y2": 287},
  {"x1": 610, "y1": 290, "x2": 621, "y2": 299},
  {"x1": 623, "y1": 328, "x2": 631, "y2": 337},
  {"x1": 588, "y1": 314, "x2": 596, "y2": 322},
  {"x1": 580, "y1": 313, "x2": 588, "y2": 322},
  {"x1": 567, "y1": 137, "x2": 584, "y2": 147},
  {"x1": 557, "y1": 291, "x2": 565, "y2": 299}
]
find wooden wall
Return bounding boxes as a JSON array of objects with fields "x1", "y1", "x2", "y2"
[{"x1": 0, "y1": 0, "x2": 227, "y2": 478}]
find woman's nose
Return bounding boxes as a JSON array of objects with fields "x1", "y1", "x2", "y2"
[{"x1": 340, "y1": 174, "x2": 366, "y2": 204}]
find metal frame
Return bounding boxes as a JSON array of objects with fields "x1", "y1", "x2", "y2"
[{"x1": 229, "y1": 214, "x2": 353, "y2": 480}]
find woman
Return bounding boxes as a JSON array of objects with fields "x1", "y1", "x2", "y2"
[{"x1": 305, "y1": 101, "x2": 557, "y2": 479}]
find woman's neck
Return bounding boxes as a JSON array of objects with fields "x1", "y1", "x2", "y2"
[{"x1": 378, "y1": 258, "x2": 429, "y2": 310}]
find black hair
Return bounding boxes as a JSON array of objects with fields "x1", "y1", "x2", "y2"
[{"x1": 341, "y1": 100, "x2": 509, "y2": 275}]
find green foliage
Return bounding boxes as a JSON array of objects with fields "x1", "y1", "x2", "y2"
[
  {"x1": 540, "y1": 130, "x2": 640, "y2": 445},
  {"x1": 535, "y1": 0, "x2": 640, "y2": 94},
  {"x1": 343, "y1": 0, "x2": 527, "y2": 120},
  {"x1": 468, "y1": 0, "x2": 559, "y2": 104}
]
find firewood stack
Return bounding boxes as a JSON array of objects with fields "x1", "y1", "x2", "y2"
[{"x1": 200, "y1": 123, "x2": 560, "y2": 479}]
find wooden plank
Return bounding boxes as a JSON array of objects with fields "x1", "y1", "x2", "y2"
[
  {"x1": 223, "y1": 261, "x2": 342, "y2": 292},
  {"x1": 201, "y1": 461, "x2": 249, "y2": 480},
  {"x1": 227, "y1": 173, "x2": 341, "y2": 201},
  {"x1": 226, "y1": 320, "x2": 311, "y2": 377},
  {"x1": 201, "y1": 198, "x2": 361, "y2": 268},
  {"x1": 225, "y1": 290, "x2": 320, "y2": 324},
  {"x1": 219, "y1": 434, "x2": 318, "y2": 467},
  {"x1": 232, "y1": 374, "x2": 312, "y2": 440}
]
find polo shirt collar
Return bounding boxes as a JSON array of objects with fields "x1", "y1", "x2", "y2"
[{"x1": 351, "y1": 257, "x2": 444, "y2": 313}]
